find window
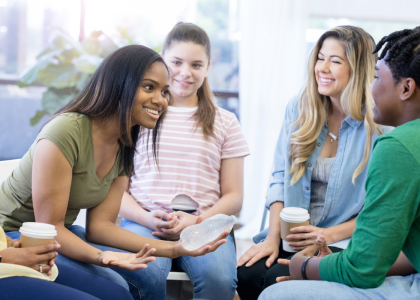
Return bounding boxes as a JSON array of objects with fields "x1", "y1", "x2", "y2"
[
  {"x1": 0, "y1": 0, "x2": 240, "y2": 160},
  {"x1": 306, "y1": 17, "x2": 419, "y2": 53}
]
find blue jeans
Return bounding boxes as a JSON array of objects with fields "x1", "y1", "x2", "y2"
[
  {"x1": 0, "y1": 262, "x2": 132, "y2": 300},
  {"x1": 120, "y1": 218, "x2": 238, "y2": 300},
  {"x1": 6, "y1": 227, "x2": 145, "y2": 300},
  {"x1": 258, "y1": 273, "x2": 420, "y2": 300}
]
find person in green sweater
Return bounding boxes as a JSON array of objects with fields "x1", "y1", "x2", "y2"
[{"x1": 259, "y1": 26, "x2": 420, "y2": 299}]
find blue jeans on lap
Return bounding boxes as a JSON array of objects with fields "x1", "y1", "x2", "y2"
[
  {"x1": 7, "y1": 227, "x2": 141, "y2": 299},
  {"x1": 258, "y1": 273, "x2": 420, "y2": 300},
  {"x1": 0, "y1": 262, "x2": 132, "y2": 300},
  {"x1": 120, "y1": 218, "x2": 238, "y2": 300}
]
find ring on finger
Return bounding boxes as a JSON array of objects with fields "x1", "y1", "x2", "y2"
[{"x1": 39, "y1": 265, "x2": 43, "y2": 273}]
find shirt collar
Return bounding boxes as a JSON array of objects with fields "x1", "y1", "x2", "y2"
[{"x1": 343, "y1": 116, "x2": 363, "y2": 128}]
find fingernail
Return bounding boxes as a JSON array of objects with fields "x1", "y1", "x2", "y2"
[{"x1": 287, "y1": 235, "x2": 292, "y2": 239}]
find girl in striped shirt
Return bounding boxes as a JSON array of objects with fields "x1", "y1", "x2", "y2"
[{"x1": 119, "y1": 23, "x2": 250, "y2": 300}]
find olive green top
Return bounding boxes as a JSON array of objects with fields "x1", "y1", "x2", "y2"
[{"x1": 0, "y1": 113, "x2": 125, "y2": 231}]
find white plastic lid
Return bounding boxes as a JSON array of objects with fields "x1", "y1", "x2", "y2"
[
  {"x1": 280, "y1": 207, "x2": 310, "y2": 223},
  {"x1": 19, "y1": 222, "x2": 57, "y2": 239}
]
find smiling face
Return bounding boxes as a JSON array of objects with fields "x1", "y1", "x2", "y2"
[
  {"x1": 371, "y1": 59, "x2": 401, "y2": 126},
  {"x1": 162, "y1": 41, "x2": 210, "y2": 103},
  {"x1": 131, "y1": 62, "x2": 170, "y2": 129},
  {"x1": 315, "y1": 38, "x2": 351, "y2": 101}
]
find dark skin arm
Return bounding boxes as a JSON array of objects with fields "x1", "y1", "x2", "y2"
[
  {"x1": 386, "y1": 252, "x2": 417, "y2": 277},
  {"x1": 277, "y1": 231, "x2": 417, "y2": 282},
  {"x1": 0, "y1": 243, "x2": 60, "y2": 276},
  {"x1": 33, "y1": 139, "x2": 228, "y2": 266}
]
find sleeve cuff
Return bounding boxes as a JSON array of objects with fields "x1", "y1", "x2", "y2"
[
  {"x1": 266, "y1": 184, "x2": 284, "y2": 209},
  {"x1": 319, "y1": 252, "x2": 338, "y2": 282}
]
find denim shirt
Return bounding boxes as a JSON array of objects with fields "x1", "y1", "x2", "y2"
[{"x1": 256, "y1": 98, "x2": 392, "y2": 243}]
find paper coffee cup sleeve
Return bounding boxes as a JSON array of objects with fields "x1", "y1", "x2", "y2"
[{"x1": 0, "y1": 227, "x2": 59, "y2": 281}]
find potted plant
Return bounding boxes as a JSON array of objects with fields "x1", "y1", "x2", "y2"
[{"x1": 18, "y1": 28, "x2": 150, "y2": 125}]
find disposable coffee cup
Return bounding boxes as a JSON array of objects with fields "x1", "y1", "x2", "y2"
[
  {"x1": 280, "y1": 207, "x2": 310, "y2": 253},
  {"x1": 19, "y1": 222, "x2": 57, "y2": 266}
]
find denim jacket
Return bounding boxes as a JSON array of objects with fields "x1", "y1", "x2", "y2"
[{"x1": 255, "y1": 98, "x2": 392, "y2": 243}]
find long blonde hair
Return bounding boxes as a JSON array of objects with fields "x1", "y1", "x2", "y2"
[{"x1": 289, "y1": 26, "x2": 382, "y2": 185}]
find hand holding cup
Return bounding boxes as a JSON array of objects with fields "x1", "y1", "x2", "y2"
[
  {"x1": 287, "y1": 225, "x2": 324, "y2": 251},
  {"x1": 280, "y1": 208, "x2": 310, "y2": 252},
  {"x1": 0, "y1": 243, "x2": 60, "y2": 275}
]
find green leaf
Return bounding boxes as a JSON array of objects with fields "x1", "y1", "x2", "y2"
[
  {"x1": 58, "y1": 49, "x2": 82, "y2": 64},
  {"x1": 76, "y1": 73, "x2": 91, "y2": 91},
  {"x1": 118, "y1": 27, "x2": 134, "y2": 45},
  {"x1": 18, "y1": 65, "x2": 43, "y2": 87},
  {"x1": 52, "y1": 35, "x2": 67, "y2": 50},
  {"x1": 42, "y1": 88, "x2": 77, "y2": 115},
  {"x1": 30, "y1": 110, "x2": 48, "y2": 126},
  {"x1": 83, "y1": 39, "x2": 102, "y2": 56},
  {"x1": 38, "y1": 63, "x2": 80, "y2": 88},
  {"x1": 75, "y1": 54, "x2": 103, "y2": 74},
  {"x1": 18, "y1": 50, "x2": 64, "y2": 87},
  {"x1": 153, "y1": 44, "x2": 162, "y2": 54},
  {"x1": 51, "y1": 28, "x2": 85, "y2": 53},
  {"x1": 36, "y1": 47, "x2": 54, "y2": 59},
  {"x1": 36, "y1": 49, "x2": 64, "y2": 62},
  {"x1": 90, "y1": 30, "x2": 103, "y2": 39}
]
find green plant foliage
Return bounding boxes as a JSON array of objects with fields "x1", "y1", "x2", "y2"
[
  {"x1": 75, "y1": 54, "x2": 104, "y2": 74},
  {"x1": 38, "y1": 64, "x2": 81, "y2": 88},
  {"x1": 30, "y1": 110, "x2": 48, "y2": 126},
  {"x1": 42, "y1": 87, "x2": 78, "y2": 115},
  {"x1": 18, "y1": 28, "x2": 136, "y2": 125}
]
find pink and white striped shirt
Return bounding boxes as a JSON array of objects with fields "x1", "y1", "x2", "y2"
[{"x1": 129, "y1": 106, "x2": 250, "y2": 215}]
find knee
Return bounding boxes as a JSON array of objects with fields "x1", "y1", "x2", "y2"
[
  {"x1": 263, "y1": 264, "x2": 289, "y2": 290},
  {"x1": 237, "y1": 264, "x2": 261, "y2": 287},
  {"x1": 197, "y1": 267, "x2": 236, "y2": 292},
  {"x1": 259, "y1": 282, "x2": 308, "y2": 300}
]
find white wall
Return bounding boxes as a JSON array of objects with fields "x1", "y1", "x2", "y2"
[
  {"x1": 237, "y1": 0, "x2": 420, "y2": 238},
  {"x1": 309, "y1": 0, "x2": 420, "y2": 23}
]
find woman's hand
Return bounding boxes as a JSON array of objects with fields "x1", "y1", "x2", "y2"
[
  {"x1": 153, "y1": 211, "x2": 198, "y2": 241},
  {"x1": 237, "y1": 237, "x2": 280, "y2": 268},
  {"x1": 0, "y1": 243, "x2": 60, "y2": 275},
  {"x1": 146, "y1": 210, "x2": 179, "y2": 233},
  {"x1": 6, "y1": 235, "x2": 20, "y2": 248},
  {"x1": 287, "y1": 225, "x2": 325, "y2": 251},
  {"x1": 276, "y1": 231, "x2": 332, "y2": 282},
  {"x1": 172, "y1": 216, "x2": 229, "y2": 257},
  {"x1": 173, "y1": 229, "x2": 229, "y2": 258},
  {"x1": 99, "y1": 244, "x2": 156, "y2": 271}
]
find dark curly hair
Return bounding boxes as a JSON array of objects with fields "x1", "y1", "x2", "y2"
[{"x1": 373, "y1": 26, "x2": 420, "y2": 85}]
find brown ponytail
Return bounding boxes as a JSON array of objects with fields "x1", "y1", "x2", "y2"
[{"x1": 162, "y1": 22, "x2": 216, "y2": 139}]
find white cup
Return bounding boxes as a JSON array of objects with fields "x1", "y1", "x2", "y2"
[
  {"x1": 280, "y1": 207, "x2": 310, "y2": 252},
  {"x1": 19, "y1": 222, "x2": 57, "y2": 265}
]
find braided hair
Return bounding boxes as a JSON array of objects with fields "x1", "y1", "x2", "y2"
[{"x1": 373, "y1": 26, "x2": 420, "y2": 85}]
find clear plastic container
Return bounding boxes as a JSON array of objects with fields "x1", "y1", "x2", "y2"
[{"x1": 180, "y1": 214, "x2": 236, "y2": 251}]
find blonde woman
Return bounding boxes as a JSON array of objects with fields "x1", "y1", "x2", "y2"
[{"x1": 236, "y1": 26, "x2": 392, "y2": 299}]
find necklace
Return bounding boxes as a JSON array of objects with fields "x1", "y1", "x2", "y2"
[{"x1": 328, "y1": 132, "x2": 338, "y2": 143}]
